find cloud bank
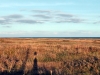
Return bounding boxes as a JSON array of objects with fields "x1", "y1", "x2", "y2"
[
  {"x1": 0, "y1": 30, "x2": 100, "y2": 37},
  {"x1": 0, "y1": 10, "x2": 86, "y2": 25}
]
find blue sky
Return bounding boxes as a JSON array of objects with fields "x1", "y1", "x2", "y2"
[{"x1": 0, "y1": 0, "x2": 100, "y2": 37}]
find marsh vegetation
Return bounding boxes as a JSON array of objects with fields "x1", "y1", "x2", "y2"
[{"x1": 0, "y1": 38, "x2": 100, "y2": 75}]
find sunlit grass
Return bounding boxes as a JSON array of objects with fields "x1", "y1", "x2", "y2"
[{"x1": 0, "y1": 38, "x2": 100, "y2": 74}]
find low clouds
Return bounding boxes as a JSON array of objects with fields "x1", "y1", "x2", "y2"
[
  {"x1": 0, "y1": 10, "x2": 86, "y2": 25},
  {"x1": 32, "y1": 10, "x2": 51, "y2": 13},
  {"x1": 0, "y1": 14, "x2": 23, "y2": 25},
  {"x1": 1, "y1": 30, "x2": 100, "y2": 37},
  {"x1": 0, "y1": 18, "x2": 11, "y2": 25},
  {"x1": 16, "y1": 19, "x2": 44, "y2": 24},
  {"x1": 70, "y1": 18, "x2": 84, "y2": 23},
  {"x1": 57, "y1": 13, "x2": 73, "y2": 17},
  {"x1": 93, "y1": 21, "x2": 100, "y2": 24},
  {"x1": 33, "y1": 14, "x2": 52, "y2": 19},
  {"x1": 4, "y1": 14, "x2": 23, "y2": 19},
  {"x1": 55, "y1": 13, "x2": 85, "y2": 23},
  {"x1": 56, "y1": 18, "x2": 84, "y2": 23}
]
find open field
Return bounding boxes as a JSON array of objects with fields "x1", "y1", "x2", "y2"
[{"x1": 0, "y1": 38, "x2": 100, "y2": 75}]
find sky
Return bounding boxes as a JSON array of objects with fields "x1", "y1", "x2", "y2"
[{"x1": 0, "y1": 0, "x2": 100, "y2": 37}]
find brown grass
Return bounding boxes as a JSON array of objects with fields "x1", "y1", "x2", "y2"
[{"x1": 0, "y1": 38, "x2": 100, "y2": 75}]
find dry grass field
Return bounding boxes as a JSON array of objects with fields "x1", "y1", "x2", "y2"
[{"x1": 0, "y1": 38, "x2": 100, "y2": 75}]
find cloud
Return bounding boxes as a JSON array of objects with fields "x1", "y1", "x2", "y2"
[
  {"x1": 2, "y1": 25, "x2": 11, "y2": 28},
  {"x1": 0, "y1": 30, "x2": 100, "y2": 37},
  {"x1": 0, "y1": 31, "x2": 28, "y2": 35},
  {"x1": 57, "y1": 13, "x2": 74, "y2": 17},
  {"x1": 0, "y1": 10, "x2": 86, "y2": 25},
  {"x1": 0, "y1": 17, "x2": 11, "y2": 25},
  {"x1": 20, "y1": 9, "x2": 27, "y2": 11},
  {"x1": 16, "y1": 19, "x2": 44, "y2": 24},
  {"x1": 32, "y1": 14, "x2": 52, "y2": 19},
  {"x1": 32, "y1": 10, "x2": 51, "y2": 13},
  {"x1": 31, "y1": 10, "x2": 85, "y2": 23},
  {"x1": 0, "y1": 18, "x2": 5, "y2": 20},
  {"x1": 93, "y1": 21, "x2": 100, "y2": 24},
  {"x1": 57, "y1": 30, "x2": 100, "y2": 37},
  {"x1": 0, "y1": 14, "x2": 23, "y2": 25},
  {"x1": 55, "y1": 13, "x2": 85, "y2": 23},
  {"x1": 70, "y1": 18, "x2": 84, "y2": 23},
  {"x1": 56, "y1": 18, "x2": 84, "y2": 23},
  {"x1": 3, "y1": 14, "x2": 23, "y2": 19}
]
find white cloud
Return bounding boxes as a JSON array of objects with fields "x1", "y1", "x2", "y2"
[
  {"x1": 16, "y1": 19, "x2": 44, "y2": 24},
  {"x1": 0, "y1": 10, "x2": 87, "y2": 25},
  {"x1": 0, "y1": 30, "x2": 100, "y2": 37},
  {"x1": 93, "y1": 21, "x2": 100, "y2": 24},
  {"x1": 0, "y1": 18, "x2": 5, "y2": 20}
]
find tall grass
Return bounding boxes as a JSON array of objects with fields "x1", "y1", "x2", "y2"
[{"x1": 0, "y1": 38, "x2": 100, "y2": 75}]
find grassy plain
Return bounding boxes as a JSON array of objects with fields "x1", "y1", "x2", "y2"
[{"x1": 0, "y1": 38, "x2": 100, "y2": 75}]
